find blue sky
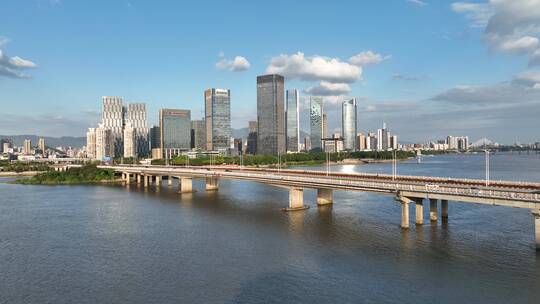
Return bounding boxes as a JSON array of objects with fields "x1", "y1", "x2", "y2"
[{"x1": 1, "y1": 0, "x2": 540, "y2": 143}]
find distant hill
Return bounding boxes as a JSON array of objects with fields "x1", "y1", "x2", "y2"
[{"x1": 0, "y1": 135, "x2": 86, "y2": 148}]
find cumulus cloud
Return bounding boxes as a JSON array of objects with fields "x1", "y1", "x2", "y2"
[
  {"x1": 392, "y1": 73, "x2": 428, "y2": 81},
  {"x1": 215, "y1": 55, "x2": 250, "y2": 72},
  {"x1": 0, "y1": 36, "x2": 9, "y2": 47},
  {"x1": 303, "y1": 81, "x2": 351, "y2": 96},
  {"x1": 453, "y1": 0, "x2": 540, "y2": 62},
  {"x1": 431, "y1": 82, "x2": 540, "y2": 105},
  {"x1": 513, "y1": 70, "x2": 540, "y2": 88},
  {"x1": 407, "y1": 0, "x2": 427, "y2": 7},
  {"x1": 349, "y1": 51, "x2": 390, "y2": 66},
  {"x1": 265, "y1": 52, "x2": 361, "y2": 83},
  {"x1": 0, "y1": 49, "x2": 37, "y2": 79}
]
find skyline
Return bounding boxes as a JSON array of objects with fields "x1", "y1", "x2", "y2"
[{"x1": 1, "y1": 0, "x2": 540, "y2": 143}]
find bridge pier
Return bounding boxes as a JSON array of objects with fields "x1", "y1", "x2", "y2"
[
  {"x1": 178, "y1": 177, "x2": 194, "y2": 193},
  {"x1": 317, "y1": 189, "x2": 333, "y2": 205},
  {"x1": 533, "y1": 210, "x2": 540, "y2": 250},
  {"x1": 155, "y1": 175, "x2": 162, "y2": 186},
  {"x1": 125, "y1": 173, "x2": 131, "y2": 184},
  {"x1": 168, "y1": 175, "x2": 173, "y2": 186},
  {"x1": 441, "y1": 200, "x2": 449, "y2": 219},
  {"x1": 143, "y1": 175, "x2": 149, "y2": 188},
  {"x1": 283, "y1": 187, "x2": 309, "y2": 211},
  {"x1": 429, "y1": 199, "x2": 438, "y2": 222},
  {"x1": 206, "y1": 177, "x2": 219, "y2": 191},
  {"x1": 136, "y1": 174, "x2": 141, "y2": 184},
  {"x1": 400, "y1": 196, "x2": 412, "y2": 229},
  {"x1": 415, "y1": 198, "x2": 424, "y2": 225}
]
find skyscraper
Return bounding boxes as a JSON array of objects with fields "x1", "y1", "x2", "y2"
[
  {"x1": 377, "y1": 123, "x2": 389, "y2": 151},
  {"x1": 101, "y1": 96, "x2": 125, "y2": 157},
  {"x1": 95, "y1": 124, "x2": 113, "y2": 160},
  {"x1": 150, "y1": 126, "x2": 161, "y2": 150},
  {"x1": 191, "y1": 120, "x2": 206, "y2": 150},
  {"x1": 38, "y1": 138, "x2": 45, "y2": 152},
  {"x1": 310, "y1": 96, "x2": 323, "y2": 152},
  {"x1": 257, "y1": 74, "x2": 285, "y2": 156},
  {"x1": 285, "y1": 89, "x2": 300, "y2": 152},
  {"x1": 205, "y1": 88, "x2": 231, "y2": 152},
  {"x1": 342, "y1": 98, "x2": 357, "y2": 151},
  {"x1": 160, "y1": 109, "x2": 191, "y2": 159},
  {"x1": 23, "y1": 139, "x2": 31, "y2": 155},
  {"x1": 246, "y1": 120, "x2": 257, "y2": 155},
  {"x1": 357, "y1": 133, "x2": 366, "y2": 151},
  {"x1": 125, "y1": 103, "x2": 149, "y2": 157},
  {"x1": 123, "y1": 122, "x2": 136, "y2": 158},
  {"x1": 86, "y1": 128, "x2": 96, "y2": 158}
]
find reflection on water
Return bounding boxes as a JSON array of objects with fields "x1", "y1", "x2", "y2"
[{"x1": 0, "y1": 154, "x2": 539, "y2": 303}]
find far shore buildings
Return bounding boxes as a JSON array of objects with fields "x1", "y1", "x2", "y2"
[
  {"x1": 205, "y1": 88, "x2": 231, "y2": 152},
  {"x1": 310, "y1": 96, "x2": 323, "y2": 152},
  {"x1": 160, "y1": 108, "x2": 191, "y2": 159},
  {"x1": 257, "y1": 74, "x2": 285, "y2": 156},
  {"x1": 285, "y1": 89, "x2": 299, "y2": 153}
]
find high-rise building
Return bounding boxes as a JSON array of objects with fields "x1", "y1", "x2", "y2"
[
  {"x1": 150, "y1": 126, "x2": 161, "y2": 150},
  {"x1": 246, "y1": 121, "x2": 257, "y2": 155},
  {"x1": 357, "y1": 133, "x2": 366, "y2": 151},
  {"x1": 191, "y1": 120, "x2": 206, "y2": 150},
  {"x1": 285, "y1": 89, "x2": 300, "y2": 152},
  {"x1": 2, "y1": 139, "x2": 12, "y2": 154},
  {"x1": 342, "y1": 98, "x2": 357, "y2": 151},
  {"x1": 368, "y1": 132, "x2": 377, "y2": 150},
  {"x1": 304, "y1": 137, "x2": 311, "y2": 152},
  {"x1": 123, "y1": 122, "x2": 136, "y2": 158},
  {"x1": 86, "y1": 128, "x2": 96, "y2": 158},
  {"x1": 101, "y1": 96, "x2": 125, "y2": 157},
  {"x1": 234, "y1": 138, "x2": 243, "y2": 155},
  {"x1": 205, "y1": 88, "x2": 231, "y2": 152},
  {"x1": 390, "y1": 135, "x2": 398, "y2": 150},
  {"x1": 95, "y1": 124, "x2": 113, "y2": 160},
  {"x1": 160, "y1": 109, "x2": 191, "y2": 159},
  {"x1": 125, "y1": 103, "x2": 149, "y2": 157},
  {"x1": 38, "y1": 138, "x2": 45, "y2": 153},
  {"x1": 377, "y1": 123, "x2": 389, "y2": 151},
  {"x1": 23, "y1": 139, "x2": 32, "y2": 155},
  {"x1": 257, "y1": 74, "x2": 285, "y2": 156},
  {"x1": 310, "y1": 96, "x2": 323, "y2": 152}
]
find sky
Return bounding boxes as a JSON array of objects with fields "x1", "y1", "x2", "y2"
[{"x1": 1, "y1": 0, "x2": 540, "y2": 144}]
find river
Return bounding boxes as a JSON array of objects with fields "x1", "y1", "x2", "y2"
[{"x1": 1, "y1": 153, "x2": 539, "y2": 303}]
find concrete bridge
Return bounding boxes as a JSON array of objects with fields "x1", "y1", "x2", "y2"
[{"x1": 99, "y1": 165, "x2": 540, "y2": 250}]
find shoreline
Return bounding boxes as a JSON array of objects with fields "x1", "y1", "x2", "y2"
[{"x1": 0, "y1": 171, "x2": 42, "y2": 177}]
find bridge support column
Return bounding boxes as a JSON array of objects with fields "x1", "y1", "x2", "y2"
[
  {"x1": 429, "y1": 199, "x2": 438, "y2": 222},
  {"x1": 400, "y1": 196, "x2": 411, "y2": 229},
  {"x1": 178, "y1": 177, "x2": 194, "y2": 193},
  {"x1": 441, "y1": 200, "x2": 449, "y2": 219},
  {"x1": 415, "y1": 198, "x2": 424, "y2": 225},
  {"x1": 317, "y1": 189, "x2": 333, "y2": 205},
  {"x1": 136, "y1": 174, "x2": 141, "y2": 184},
  {"x1": 125, "y1": 173, "x2": 131, "y2": 184},
  {"x1": 206, "y1": 177, "x2": 219, "y2": 191},
  {"x1": 283, "y1": 187, "x2": 309, "y2": 211},
  {"x1": 533, "y1": 210, "x2": 540, "y2": 250},
  {"x1": 155, "y1": 175, "x2": 161, "y2": 186},
  {"x1": 168, "y1": 175, "x2": 173, "y2": 186}
]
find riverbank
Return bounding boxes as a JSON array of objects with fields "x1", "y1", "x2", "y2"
[
  {"x1": 0, "y1": 171, "x2": 41, "y2": 177},
  {"x1": 12, "y1": 165, "x2": 117, "y2": 185}
]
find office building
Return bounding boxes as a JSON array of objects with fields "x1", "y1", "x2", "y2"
[
  {"x1": 2, "y1": 140, "x2": 12, "y2": 154},
  {"x1": 160, "y1": 109, "x2": 191, "y2": 159},
  {"x1": 191, "y1": 120, "x2": 206, "y2": 150},
  {"x1": 246, "y1": 121, "x2": 257, "y2": 155},
  {"x1": 95, "y1": 124, "x2": 113, "y2": 160},
  {"x1": 150, "y1": 126, "x2": 161, "y2": 150},
  {"x1": 342, "y1": 98, "x2": 357, "y2": 151},
  {"x1": 123, "y1": 123, "x2": 136, "y2": 158},
  {"x1": 368, "y1": 132, "x2": 377, "y2": 150},
  {"x1": 38, "y1": 138, "x2": 45, "y2": 153},
  {"x1": 310, "y1": 96, "x2": 323, "y2": 152},
  {"x1": 86, "y1": 128, "x2": 96, "y2": 158},
  {"x1": 101, "y1": 96, "x2": 125, "y2": 157},
  {"x1": 390, "y1": 135, "x2": 398, "y2": 150},
  {"x1": 257, "y1": 74, "x2": 285, "y2": 155},
  {"x1": 234, "y1": 138, "x2": 243, "y2": 155},
  {"x1": 23, "y1": 139, "x2": 31, "y2": 155},
  {"x1": 285, "y1": 89, "x2": 300, "y2": 152},
  {"x1": 357, "y1": 133, "x2": 366, "y2": 151},
  {"x1": 377, "y1": 123, "x2": 389, "y2": 151},
  {"x1": 205, "y1": 88, "x2": 231, "y2": 151},
  {"x1": 125, "y1": 103, "x2": 149, "y2": 157}
]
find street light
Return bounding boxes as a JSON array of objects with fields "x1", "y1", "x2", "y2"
[
  {"x1": 485, "y1": 149, "x2": 490, "y2": 186},
  {"x1": 392, "y1": 149, "x2": 397, "y2": 180}
]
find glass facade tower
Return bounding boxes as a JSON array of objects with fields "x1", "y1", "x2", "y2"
[
  {"x1": 159, "y1": 109, "x2": 191, "y2": 158},
  {"x1": 310, "y1": 96, "x2": 323, "y2": 152},
  {"x1": 285, "y1": 89, "x2": 300, "y2": 152},
  {"x1": 342, "y1": 97, "x2": 357, "y2": 151},
  {"x1": 205, "y1": 88, "x2": 231, "y2": 152},
  {"x1": 256, "y1": 74, "x2": 285, "y2": 156}
]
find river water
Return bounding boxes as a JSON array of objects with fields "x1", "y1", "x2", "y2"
[{"x1": 1, "y1": 153, "x2": 539, "y2": 303}]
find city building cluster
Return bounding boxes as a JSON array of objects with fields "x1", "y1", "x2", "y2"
[{"x1": 0, "y1": 137, "x2": 84, "y2": 161}]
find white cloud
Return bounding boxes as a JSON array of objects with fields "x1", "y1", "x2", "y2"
[
  {"x1": 304, "y1": 81, "x2": 351, "y2": 96},
  {"x1": 0, "y1": 49, "x2": 37, "y2": 79},
  {"x1": 431, "y1": 81, "x2": 540, "y2": 105},
  {"x1": 407, "y1": 0, "x2": 427, "y2": 7},
  {"x1": 265, "y1": 52, "x2": 361, "y2": 83},
  {"x1": 392, "y1": 73, "x2": 428, "y2": 81},
  {"x1": 513, "y1": 70, "x2": 540, "y2": 88},
  {"x1": 451, "y1": 2, "x2": 494, "y2": 28},
  {"x1": 453, "y1": 0, "x2": 540, "y2": 62},
  {"x1": 215, "y1": 55, "x2": 250, "y2": 72},
  {"x1": 0, "y1": 36, "x2": 9, "y2": 47},
  {"x1": 349, "y1": 51, "x2": 390, "y2": 66}
]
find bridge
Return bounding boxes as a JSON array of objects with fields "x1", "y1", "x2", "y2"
[{"x1": 99, "y1": 165, "x2": 540, "y2": 250}]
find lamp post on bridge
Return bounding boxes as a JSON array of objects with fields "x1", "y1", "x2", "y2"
[
  {"x1": 322, "y1": 136, "x2": 343, "y2": 176},
  {"x1": 485, "y1": 149, "x2": 490, "y2": 186},
  {"x1": 392, "y1": 149, "x2": 397, "y2": 180}
]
